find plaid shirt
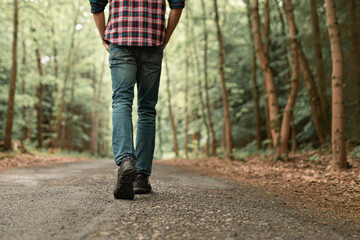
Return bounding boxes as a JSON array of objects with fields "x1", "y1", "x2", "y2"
[{"x1": 90, "y1": 0, "x2": 185, "y2": 46}]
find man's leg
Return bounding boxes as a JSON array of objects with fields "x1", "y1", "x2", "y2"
[
  {"x1": 135, "y1": 46, "x2": 164, "y2": 177},
  {"x1": 109, "y1": 44, "x2": 137, "y2": 165}
]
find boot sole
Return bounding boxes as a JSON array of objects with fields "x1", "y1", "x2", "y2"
[
  {"x1": 134, "y1": 187, "x2": 151, "y2": 194},
  {"x1": 113, "y1": 168, "x2": 138, "y2": 200}
]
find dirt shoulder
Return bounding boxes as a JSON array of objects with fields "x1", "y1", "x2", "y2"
[
  {"x1": 0, "y1": 152, "x2": 94, "y2": 171},
  {"x1": 156, "y1": 150, "x2": 360, "y2": 221}
]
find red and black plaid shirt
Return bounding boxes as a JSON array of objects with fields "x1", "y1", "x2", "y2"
[{"x1": 90, "y1": 0, "x2": 185, "y2": 46}]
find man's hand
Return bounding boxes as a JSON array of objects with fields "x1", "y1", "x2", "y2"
[
  {"x1": 93, "y1": 12, "x2": 108, "y2": 51},
  {"x1": 163, "y1": 8, "x2": 183, "y2": 49},
  {"x1": 103, "y1": 40, "x2": 109, "y2": 52}
]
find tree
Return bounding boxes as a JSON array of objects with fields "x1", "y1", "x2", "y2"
[
  {"x1": 251, "y1": 0, "x2": 281, "y2": 158},
  {"x1": 201, "y1": 0, "x2": 217, "y2": 155},
  {"x1": 245, "y1": 0, "x2": 262, "y2": 150},
  {"x1": 4, "y1": 0, "x2": 19, "y2": 150},
  {"x1": 53, "y1": 13, "x2": 78, "y2": 148},
  {"x1": 213, "y1": 0, "x2": 233, "y2": 159},
  {"x1": 324, "y1": 0, "x2": 347, "y2": 169},
  {"x1": 165, "y1": 54, "x2": 179, "y2": 157},
  {"x1": 309, "y1": 0, "x2": 328, "y2": 118}
]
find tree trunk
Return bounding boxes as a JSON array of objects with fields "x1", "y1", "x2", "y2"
[
  {"x1": 91, "y1": 66, "x2": 98, "y2": 156},
  {"x1": 213, "y1": 0, "x2": 233, "y2": 159},
  {"x1": 21, "y1": 39, "x2": 27, "y2": 144},
  {"x1": 251, "y1": 0, "x2": 281, "y2": 158},
  {"x1": 28, "y1": 83, "x2": 37, "y2": 142},
  {"x1": 164, "y1": 54, "x2": 179, "y2": 157},
  {"x1": 279, "y1": 0, "x2": 300, "y2": 159},
  {"x1": 157, "y1": 111, "x2": 163, "y2": 157},
  {"x1": 246, "y1": 0, "x2": 262, "y2": 149},
  {"x1": 261, "y1": 0, "x2": 273, "y2": 149},
  {"x1": 187, "y1": 5, "x2": 210, "y2": 156},
  {"x1": 298, "y1": 44, "x2": 328, "y2": 145},
  {"x1": 310, "y1": 0, "x2": 328, "y2": 119},
  {"x1": 53, "y1": 14, "x2": 78, "y2": 148},
  {"x1": 291, "y1": 113, "x2": 297, "y2": 153},
  {"x1": 4, "y1": 0, "x2": 19, "y2": 150},
  {"x1": 184, "y1": 9, "x2": 190, "y2": 159},
  {"x1": 324, "y1": 0, "x2": 347, "y2": 169},
  {"x1": 201, "y1": 0, "x2": 217, "y2": 155},
  {"x1": 348, "y1": 0, "x2": 360, "y2": 140},
  {"x1": 67, "y1": 76, "x2": 75, "y2": 151},
  {"x1": 34, "y1": 36, "x2": 44, "y2": 148}
]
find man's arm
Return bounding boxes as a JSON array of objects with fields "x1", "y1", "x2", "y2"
[
  {"x1": 90, "y1": 0, "x2": 109, "y2": 51},
  {"x1": 93, "y1": 12, "x2": 109, "y2": 51},
  {"x1": 164, "y1": 0, "x2": 185, "y2": 49},
  {"x1": 164, "y1": 9, "x2": 183, "y2": 49}
]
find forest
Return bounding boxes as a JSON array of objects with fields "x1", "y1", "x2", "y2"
[{"x1": 1, "y1": 0, "x2": 360, "y2": 171}]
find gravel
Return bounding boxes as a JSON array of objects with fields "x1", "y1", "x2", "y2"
[{"x1": 0, "y1": 159, "x2": 359, "y2": 240}]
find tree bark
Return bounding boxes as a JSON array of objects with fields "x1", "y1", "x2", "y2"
[
  {"x1": 164, "y1": 54, "x2": 179, "y2": 157},
  {"x1": 21, "y1": 39, "x2": 27, "y2": 144},
  {"x1": 245, "y1": 0, "x2": 262, "y2": 149},
  {"x1": 348, "y1": 0, "x2": 360, "y2": 140},
  {"x1": 53, "y1": 14, "x2": 78, "y2": 148},
  {"x1": 310, "y1": 0, "x2": 328, "y2": 119},
  {"x1": 28, "y1": 83, "x2": 37, "y2": 142},
  {"x1": 324, "y1": 0, "x2": 347, "y2": 169},
  {"x1": 251, "y1": 0, "x2": 281, "y2": 158},
  {"x1": 184, "y1": 9, "x2": 190, "y2": 159},
  {"x1": 4, "y1": 0, "x2": 19, "y2": 150},
  {"x1": 188, "y1": 5, "x2": 209, "y2": 156},
  {"x1": 262, "y1": 0, "x2": 273, "y2": 149},
  {"x1": 67, "y1": 76, "x2": 75, "y2": 151},
  {"x1": 213, "y1": 0, "x2": 233, "y2": 159},
  {"x1": 34, "y1": 35, "x2": 44, "y2": 148},
  {"x1": 91, "y1": 66, "x2": 98, "y2": 155},
  {"x1": 201, "y1": 0, "x2": 217, "y2": 155},
  {"x1": 279, "y1": 0, "x2": 300, "y2": 159}
]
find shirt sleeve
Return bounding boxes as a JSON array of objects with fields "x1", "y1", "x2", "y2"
[
  {"x1": 90, "y1": 0, "x2": 108, "y2": 13},
  {"x1": 168, "y1": 0, "x2": 185, "y2": 9}
]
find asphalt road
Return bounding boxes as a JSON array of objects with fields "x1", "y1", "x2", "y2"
[{"x1": 0, "y1": 159, "x2": 359, "y2": 240}]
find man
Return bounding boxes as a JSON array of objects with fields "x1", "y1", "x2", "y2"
[{"x1": 90, "y1": 0, "x2": 184, "y2": 200}]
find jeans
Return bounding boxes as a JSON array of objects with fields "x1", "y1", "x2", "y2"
[{"x1": 109, "y1": 43, "x2": 163, "y2": 176}]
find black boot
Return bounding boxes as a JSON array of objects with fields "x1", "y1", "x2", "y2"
[
  {"x1": 133, "y1": 174, "x2": 152, "y2": 194},
  {"x1": 113, "y1": 157, "x2": 138, "y2": 200}
]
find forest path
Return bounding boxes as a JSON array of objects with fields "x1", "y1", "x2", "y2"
[{"x1": 0, "y1": 159, "x2": 359, "y2": 240}]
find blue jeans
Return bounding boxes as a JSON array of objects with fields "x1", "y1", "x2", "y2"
[{"x1": 109, "y1": 43, "x2": 163, "y2": 176}]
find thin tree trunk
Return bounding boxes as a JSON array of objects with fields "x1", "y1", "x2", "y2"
[
  {"x1": 28, "y1": 83, "x2": 37, "y2": 142},
  {"x1": 53, "y1": 14, "x2": 78, "y2": 148},
  {"x1": 310, "y1": 0, "x2": 328, "y2": 119},
  {"x1": 67, "y1": 76, "x2": 75, "y2": 151},
  {"x1": 324, "y1": 0, "x2": 347, "y2": 169},
  {"x1": 184, "y1": 9, "x2": 190, "y2": 159},
  {"x1": 60, "y1": 103, "x2": 67, "y2": 150},
  {"x1": 348, "y1": 0, "x2": 360, "y2": 140},
  {"x1": 164, "y1": 54, "x2": 179, "y2": 157},
  {"x1": 291, "y1": 113, "x2": 296, "y2": 153},
  {"x1": 262, "y1": 0, "x2": 273, "y2": 149},
  {"x1": 274, "y1": 0, "x2": 291, "y2": 83},
  {"x1": 213, "y1": 0, "x2": 233, "y2": 159},
  {"x1": 246, "y1": 0, "x2": 262, "y2": 149},
  {"x1": 51, "y1": 27, "x2": 58, "y2": 79},
  {"x1": 201, "y1": 0, "x2": 217, "y2": 155},
  {"x1": 91, "y1": 66, "x2": 98, "y2": 156},
  {"x1": 157, "y1": 111, "x2": 163, "y2": 157},
  {"x1": 279, "y1": 0, "x2": 300, "y2": 159},
  {"x1": 188, "y1": 6, "x2": 210, "y2": 156},
  {"x1": 251, "y1": 0, "x2": 281, "y2": 158},
  {"x1": 4, "y1": 0, "x2": 19, "y2": 150},
  {"x1": 34, "y1": 36, "x2": 44, "y2": 148},
  {"x1": 21, "y1": 40, "x2": 27, "y2": 144}
]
